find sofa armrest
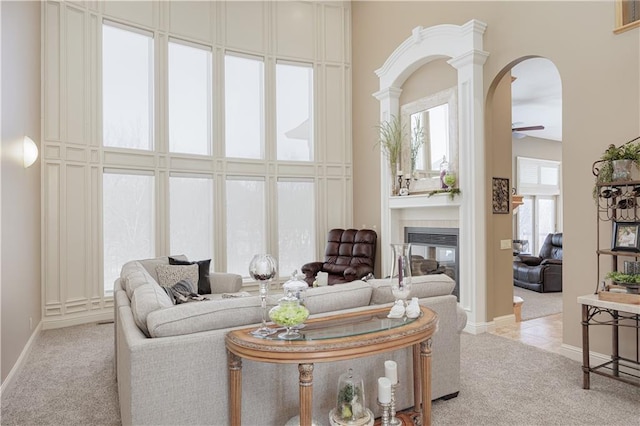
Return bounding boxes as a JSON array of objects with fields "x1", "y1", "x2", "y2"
[
  {"x1": 517, "y1": 255, "x2": 542, "y2": 266},
  {"x1": 344, "y1": 264, "x2": 374, "y2": 281},
  {"x1": 541, "y1": 258, "x2": 562, "y2": 266},
  {"x1": 210, "y1": 272, "x2": 243, "y2": 294},
  {"x1": 301, "y1": 262, "x2": 324, "y2": 285}
]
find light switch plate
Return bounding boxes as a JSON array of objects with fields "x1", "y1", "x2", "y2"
[{"x1": 500, "y1": 239, "x2": 512, "y2": 250}]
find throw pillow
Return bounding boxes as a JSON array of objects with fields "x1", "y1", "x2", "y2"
[
  {"x1": 169, "y1": 257, "x2": 212, "y2": 294},
  {"x1": 156, "y1": 263, "x2": 199, "y2": 291}
]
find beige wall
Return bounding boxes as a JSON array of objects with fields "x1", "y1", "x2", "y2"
[
  {"x1": 352, "y1": 1, "x2": 639, "y2": 356},
  {"x1": 512, "y1": 136, "x2": 562, "y2": 174},
  {"x1": 486, "y1": 71, "x2": 514, "y2": 321},
  {"x1": 1, "y1": 0, "x2": 42, "y2": 383}
]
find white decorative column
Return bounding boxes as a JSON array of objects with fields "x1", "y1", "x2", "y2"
[{"x1": 373, "y1": 19, "x2": 490, "y2": 333}]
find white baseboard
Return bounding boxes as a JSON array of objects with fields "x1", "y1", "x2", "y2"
[
  {"x1": 42, "y1": 310, "x2": 114, "y2": 330},
  {"x1": 464, "y1": 320, "x2": 492, "y2": 334},
  {"x1": 0, "y1": 320, "x2": 42, "y2": 397}
]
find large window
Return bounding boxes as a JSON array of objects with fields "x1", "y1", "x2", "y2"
[
  {"x1": 168, "y1": 40, "x2": 212, "y2": 155},
  {"x1": 99, "y1": 26, "x2": 321, "y2": 288},
  {"x1": 102, "y1": 22, "x2": 153, "y2": 150},
  {"x1": 516, "y1": 157, "x2": 561, "y2": 255},
  {"x1": 103, "y1": 170, "x2": 155, "y2": 293},
  {"x1": 224, "y1": 54, "x2": 265, "y2": 159},
  {"x1": 517, "y1": 196, "x2": 557, "y2": 254},
  {"x1": 226, "y1": 178, "x2": 266, "y2": 276},
  {"x1": 170, "y1": 175, "x2": 214, "y2": 261},
  {"x1": 277, "y1": 179, "x2": 315, "y2": 277},
  {"x1": 276, "y1": 62, "x2": 314, "y2": 161}
]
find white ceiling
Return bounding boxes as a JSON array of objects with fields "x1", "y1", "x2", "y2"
[{"x1": 511, "y1": 58, "x2": 562, "y2": 142}]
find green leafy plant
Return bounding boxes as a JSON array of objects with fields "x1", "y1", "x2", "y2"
[
  {"x1": 426, "y1": 187, "x2": 461, "y2": 200},
  {"x1": 375, "y1": 115, "x2": 405, "y2": 174},
  {"x1": 592, "y1": 137, "x2": 640, "y2": 199},
  {"x1": 605, "y1": 270, "x2": 640, "y2": 284}
]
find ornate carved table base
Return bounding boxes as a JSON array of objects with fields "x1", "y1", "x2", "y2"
[{"x1": 225, "y1": 306, "x2": 438, "y2": 426}]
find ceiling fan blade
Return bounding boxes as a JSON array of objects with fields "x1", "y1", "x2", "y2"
[{"x1": 512, "y1": 125, "x2": 545, "y2": 132}]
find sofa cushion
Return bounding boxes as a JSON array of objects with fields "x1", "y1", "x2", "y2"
[
  {"x1": 169, "y1": 257, "x2": 213, "y2": 294},
  {"x1": 304, "y1": 280, "x2": 372, "y2": 314},
  {"x1": 156, "y1": 264, "x2": 199, "y2": 289},
  {"x1": 146, "y1": 295, "x2": 272, "y2": 338},
  {"x1": 368, "y1": 274, "x2": 455, "y2": 305},
  {"x1": 130, "y1": 282, "x2": 174, "y2": 337},
  {"x1": 122, "y1": 266, "x2": 156, "y2": 300}
]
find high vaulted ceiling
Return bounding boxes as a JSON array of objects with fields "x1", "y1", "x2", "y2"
[{"x1": 511, "y1": 58, "x2": 562, "y2": 142}]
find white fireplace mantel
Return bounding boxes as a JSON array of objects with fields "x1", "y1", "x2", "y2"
[
  {"x1": 389, "y1": 193, "x2": 461, "y2": 209},
  {"x1": 374, "y1": 20, "x2": 489, "y2": 334}
]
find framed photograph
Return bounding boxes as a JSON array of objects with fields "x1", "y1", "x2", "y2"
[
  {"x1": 612, "y1": 221, "x2": 640, "y2": 252},
  {"x1": 492, "y1": 177, "x2": 510, "y2": 214}
]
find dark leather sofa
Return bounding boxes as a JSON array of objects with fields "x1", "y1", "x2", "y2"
[
  {"x1": 301, "y1": 228, "x2": 377, "y2": 286},
  {"x1": 513, "y1": 232, "x2": 563, "y2": 293}
]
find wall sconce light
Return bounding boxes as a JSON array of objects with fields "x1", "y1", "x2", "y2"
[{"x1": 23, "y1": 136, "x2": 38, "y2": 168}]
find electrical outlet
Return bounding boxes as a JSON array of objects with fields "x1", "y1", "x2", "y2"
[
  {"x1": 29, "y1": 317, "x2": 33, "y2": 331},
  {"x1": 500, "y1": 239, "x2": 512, "y2": 250}
]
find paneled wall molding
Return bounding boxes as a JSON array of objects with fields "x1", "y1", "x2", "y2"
[{"x1": 41, "y1": 0, "x2": 352, "y2": 329}]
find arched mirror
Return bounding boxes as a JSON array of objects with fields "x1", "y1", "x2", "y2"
[{"x1": 401, "y1": 86, "x2": 458, "y2": 190}]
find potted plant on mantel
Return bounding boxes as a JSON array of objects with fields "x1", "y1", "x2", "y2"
[
  {"x1": 592, "y1": 136, "x2": 640, "y2": 198},
  {"x1": 375, "y1": 115, "x2": 404, "y2": 196}
]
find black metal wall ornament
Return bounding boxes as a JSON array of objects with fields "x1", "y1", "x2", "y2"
[{"x1": 492, "y1": 177, "x2": 510, "y2": 214}]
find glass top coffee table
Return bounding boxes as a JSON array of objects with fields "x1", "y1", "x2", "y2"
[{"x1": 225, "y1": 305, "x2": 438, "y2": 426}]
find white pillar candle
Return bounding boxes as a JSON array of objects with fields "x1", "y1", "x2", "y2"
[
  {"x1": 378, "y1": 377, "x2": 392, "y2": 403},
  {"x1": 384, "y1": 360, "x2": 398, "y2": 384}
]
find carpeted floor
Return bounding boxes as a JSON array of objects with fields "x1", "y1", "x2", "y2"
[
  {"x1": 1, "y1": 322, "x2": 120, "y2": 426},
  {"x1": 2, "y1": 323, "x2": 638, "y2": 425},
  {"x1": 513, "y1": 286, "x2": 563, "y2": 321}
]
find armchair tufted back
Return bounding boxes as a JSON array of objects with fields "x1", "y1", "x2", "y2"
[
  {"x1": 538, "y1": 232, "x2": 563, "y2": 260},
  {"x1": 322, "y1": 228, "x2": 377, "y2": 275}
]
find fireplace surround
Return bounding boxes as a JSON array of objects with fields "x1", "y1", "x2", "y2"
[{"x1": 405, "y1": 227, "x2": 460, "y2": 300}]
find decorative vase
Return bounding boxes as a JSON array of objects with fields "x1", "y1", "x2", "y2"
[
  {"x1": 389, "y1": 243, "x2": 412, "y2": 309},
  {"x1": 268, "y1": 290, "x2": 309, "y2": 340},
  {"x1": 390, "y1": 162, "x2": 400, "y2": 196},
  {"x1": 612, "y1": 159, "x2": 633, "y2": 181},
  {"x1": 439, "y1": 156, "x2": 449, "y2": 189}
]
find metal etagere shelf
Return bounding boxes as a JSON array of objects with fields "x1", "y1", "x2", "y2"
[{"x1": 584, "y1": 155, "x2": 640, "y2": 390}]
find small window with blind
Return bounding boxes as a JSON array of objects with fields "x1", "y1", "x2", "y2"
[
  {"x1": 615, "y1": 0, "x2": 640, "y2": 33},
  {"x1": 516, "y1": 157, "x2": 561, "y2": 196}
]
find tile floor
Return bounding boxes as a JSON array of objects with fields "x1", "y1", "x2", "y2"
[{"x1": 491, "y1": 312, "x2": 563, "y2": 354}]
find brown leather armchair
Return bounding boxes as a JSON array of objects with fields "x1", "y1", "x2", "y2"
[
  {"x1": 513, "y1": 233, "x2": 563, "y2": 293},
  {"x1": 301, "y1": 228, "x2": 377, "y2": 286}
]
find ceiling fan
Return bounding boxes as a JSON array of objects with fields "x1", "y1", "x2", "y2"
[{"x1": 512, "y1": 124, "x2": 545, "y2": 139}]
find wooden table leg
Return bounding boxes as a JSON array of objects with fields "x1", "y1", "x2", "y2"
[
  {"x1": 581, "y1": 304, "x2": 591, "y2": 389},
  {"x1": 299, "y1": 363, "x2": 314, "y2": 426},
  {"x1": 227, "y1": 351, "x2": 242, "y2": 426},
  {"x1": 412, "y1": 344, "x2": 422, "y2": 411},
  {"x1": 420, "y1": 338, "x2": 433, "y2": 426}
]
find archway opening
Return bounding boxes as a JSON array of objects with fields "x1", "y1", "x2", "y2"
[{"x1": 485, "y1": 56, "x2": 563, "y2": 348}]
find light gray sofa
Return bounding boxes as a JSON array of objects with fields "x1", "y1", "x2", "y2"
[{"x1": 115, "y1": 256, "x2": 467, "y2": 426}]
